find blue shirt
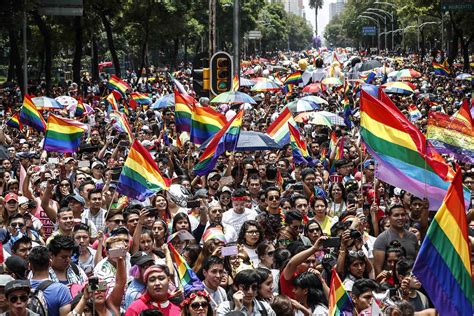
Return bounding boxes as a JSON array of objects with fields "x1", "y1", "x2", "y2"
[
  {"x1": 30, "y1": 280, "x2": 72, "y2": 316},
  {"x1": 124, "y1": 279, "x2": 145, "y2": 309}
]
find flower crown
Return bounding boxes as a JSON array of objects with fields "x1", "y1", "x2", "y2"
[{"x1": 180, "y1": 291, "x2": 210, "y2": 308}]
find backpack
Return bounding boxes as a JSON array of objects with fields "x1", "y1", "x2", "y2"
[{"x1": 28, "y1": 280, "x2": 53, "y2": 316}]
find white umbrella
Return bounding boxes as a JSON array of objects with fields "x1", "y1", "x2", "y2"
[
  {"x1": 31, "y1": 97, "x2": 63, "y2": 109},
  {"x1": 55, "y1": 96, "x2": 78, "y2": 107}
]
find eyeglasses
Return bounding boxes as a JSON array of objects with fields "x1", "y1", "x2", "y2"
[
  {"x1": 9, "y1": 295, "x2": 28, "y2": 303},
  {"x1": 60, "y1": 183, "x2": 70, "y2": 187},
  {"x1": 308, "y1": 228, "x2": 321, "y2": 234},
  {"x1": 190, "y1": 302, "x2": 208, "y2": 310},
  {"x1": 267, "y1": 196, "x2": 280, "y2": 201},
  {"x1": 246, "y1": 230, "x2": 259, "y2": 235},
  {"x1": 11, "y1": 223, "x2": 25, "y2": 228},
  {"x1": 277, "y1": 239, "x2": 291, "y2": 245}
]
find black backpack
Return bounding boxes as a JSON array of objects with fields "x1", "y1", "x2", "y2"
[{"x1": 29, "y1": 280, "x2": 54, "y2": 316}]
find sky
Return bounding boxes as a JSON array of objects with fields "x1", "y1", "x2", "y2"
[{"x1": 303, "y1": 0, "x2": 331, "y2": 37}]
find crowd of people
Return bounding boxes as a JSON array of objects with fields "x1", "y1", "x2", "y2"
[{"x1": 0, "y1": 48, "x2": 472, "y2": 316}]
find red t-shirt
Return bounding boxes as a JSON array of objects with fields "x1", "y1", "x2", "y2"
[
  {"x1": 125, "y1": 293, "x2": 181, "y2": 316},
  {"x1": 280, "y1": 271, "x2": 298, "y2": 299}
]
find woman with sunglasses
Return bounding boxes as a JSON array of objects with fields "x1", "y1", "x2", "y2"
[
  {"x1": 216, "y1": 268, "x2": 276, "y2": 315},
  {"x1": 304, "y1": 219, "x2": 323, "y2": 245},
  {"x1": 180, "y1": 290, "x2": 212, "y2": 316},
  {"x1": 53, "y1": 179, "x2": 73, "y2": 202}
]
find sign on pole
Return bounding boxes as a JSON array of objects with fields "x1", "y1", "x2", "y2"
[
  {"x1": 248, "y1": 30, "x2": 262, "y2": 40},
  {"x1": 38, "y1": 0, "x2": 83, "y2": 16},
  {"x1": 441, "y1": 0, "x2": 474, "y2": 11},
  {"x1": 362, "y1": 26, "x2": 377, "y2": 36}
]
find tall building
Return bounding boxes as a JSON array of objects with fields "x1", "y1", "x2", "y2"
[
  {"x1": 329, "y1": 0, "x2": 346, "y2": 20},
  {"x1": 273, "y1": 0, "x2": 305, "y2": 17}
]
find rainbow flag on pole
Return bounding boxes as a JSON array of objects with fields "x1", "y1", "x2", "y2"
[
  {"x1": 19, "y1": 95, "x2": 46, "y2": 133},
  {"x1": 175, "y1": 88, "x2": 194, "y2": 134},
  {"x1": 109, "y1": 111, "x2": 133, "y2": 142},
  {"x1": 106, "y1": 93, "x2": 119, "y2": 112},
  {"x1": 288, "y1": 123, "x2": 311, "y2": 165},
  {"x1": 43, "y1": 114, "x2": 88, "y2": 153},
  {"x1": 433, "y1": 62, "x2": 450, "y2": 76},
  {"x1": 194, "y1": 111, "x2": 243, "y2": 176},
  {"x1": 117, "y1": 139, "x2": 171, "y2": 201},
  {"x1": 328, "y1": 269, "x2": 353, "y2": 316},
  {"x1": 266, "y1": 107, "x2": 297, "y2": 146},
  {"x1": 190, "y1": 105, "x2": 227, "y2": 145},
  {"x1": 6, "y1": 113, "x2": 22, "y2": 130},
  {"x1": 130, "y1": 92, "x2": 152, "y2": 105},
  {"x1": 232, "y1": 74, "x2": 239, "y2": 92},
  {"x1": 168, "y1": 243, "x2": 203, "y2": 294},
  {"x1": 360, "y1": 90, "x2": 471, "y2": 210},
  {"x1": 108, "y1": 75, "x2": 130, "y2": 97},
  {"x1": 284, "y1": 71, "x2": 302, "y2": 85},
  {"x1": 412, "y1": 169, "x2": 473, "y2": 316}
]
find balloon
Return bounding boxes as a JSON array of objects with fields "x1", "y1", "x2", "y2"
[
  {"x1": 298, "y1": 59, "x2": 308, "y2": 71},
  {"x1": 225, "y1": 110, "x2": 236, "y2": 121}
]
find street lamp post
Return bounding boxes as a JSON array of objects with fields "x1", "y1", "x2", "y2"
[
  {"x1": 363, "y1": 11, "x2": 387, "y2": 51},
  {"x1": 358, "y1": 15, "x2": 380, "y2": 52},
  {"x1": 374, "y1": 1, "x2": 396, "y2": 50},
  {"x1": 233, "y1": 0, "x2": 240, "y2": 85},
  {"x1": 368, "y1": 8, "x2": 394, "y2": 51}
]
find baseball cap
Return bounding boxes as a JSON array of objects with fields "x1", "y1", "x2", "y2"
[
  {"x1": 207, "y1": 172, "x2": 221, "y2": 180},
  {"x1": 5, "y1": 256, "x2": 28, "y2": 280},
  {"x1": 4, "y1": 280, "x2": 30, "y2": 297},
  {"x1": 67, "y1": 194, "x2": 86, "y2": 205},
  {"x1": 64, "y1": 157, "x2": 76, "y2": 164},
  {"x1": 91, "y1": 161, "x2": 105, "y2": 169},
  {"x1": 4, "y1": 193, "x2": 18, "y2": 203},
  {"x1": 0, "y1": 275, "x2": 14, "y2": 287},
  {"x1": 363, "y1": 159, "x2": 375, "y2": 169},
  {"x1": 130, "y1": 251, "x2": 154, "y2": 267}
]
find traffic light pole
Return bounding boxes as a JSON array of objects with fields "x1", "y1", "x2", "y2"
[
  {"x1": 209, "y1": 0, "x2": 216, "y2": 57},
  {"x1": 233, "y1": 0, "x2": 240, "y2": 87}
]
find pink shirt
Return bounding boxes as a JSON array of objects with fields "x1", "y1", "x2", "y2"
[{"x1": 125, "y1": 293, "x2": 181, "y2": 316}]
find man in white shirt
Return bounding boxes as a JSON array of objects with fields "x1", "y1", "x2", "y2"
[{"x1": 222, "y1": 188, "x2": 257, "y2": 236}]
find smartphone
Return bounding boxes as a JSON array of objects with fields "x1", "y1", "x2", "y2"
[
  {"x1": 293, "y1": 184, "x2": 304, "y2": 192},
  {"x1": 221, "y1": 246, "x2": 238, "y2": 257},
  {"x1": 118, "y1": 140, "x2": 130, "y2": 147},
  {"x1": 48, "y1": 157, "x2": 59, "y2": 164},
  {"x1": 186, "y1": 200, "x2": 201, "y2": 209},
  {"x1": 111, "y1": 167, "x2": 122, "y2": 181},
  {"x1": 322, "y1": 237, "x2": 341, "y2": 248},
  {"x1": 108, "y1": 248, "x2": 127, "y2": 258},
  {"x1": 88, "y1": 276, "x2": 99, "y2": 291},
  {"x1": 78, "y1": 161, "x2": 90, "y2": 168},
  {"x1": 48, "y1": 178, "x2": 59, "y2": 185}
]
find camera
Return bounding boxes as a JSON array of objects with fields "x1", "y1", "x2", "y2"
[{"x1": 349, "y1": 229, "x2": 362, "y2": 240}]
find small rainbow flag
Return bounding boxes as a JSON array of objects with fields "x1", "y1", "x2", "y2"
[
  {"x1": 110, "y1": 111, "x2": 133, "y2": 142},
  {"x1": 108, "y1": 75, "x2": 131, "y2": 97},
  {"x1": 6, "y1": 113, "x2": 22, "y2": 130},
  {"x1": 168, "y1": 243, "x2": 203, "y2": 294},
  {"x1": 190, "y1": 105, "x2": 227, "y2": 145},
  {"x1": 19, "y1": 95, "x2": 46, "y2": 133},
  {"x1": 288, "y1": 123, "x2": 311, "y2": 165},
  {"x1": 130, "y1": 92, "x2": 152, "y2": 105},
  {"x1": 74, "y1": 98, "x2": 85, "y2": 117},
  {"x1": 194, "y1": 111, "x2": 243, "y2": 176},
  {"x1": 413, "y1": 169, "x2": 473, "y2": 316},
  {"x1": 284, "y1": 71, "x2": 303, "y2": 85},
  {"x1": 106, "y1": 93, "x2": 119, "y2": 112},
  {"x1": 117, "y1": 139, "x2": 171, "y2": 201},
  {"x1": 342, "y1": 96, "x2": 352, "y2": 129},
  {"x1": 328, "y1": 269, "x2": 353, "y2": 316},
  {"x1": 266, "y1": 107, "x2": 297, "y2": 146},
  {"x1": 175, "y1": 88, "x2": 194, "y2": 134},
  {"x1": 232, "y1": 74, "x2": 239, "y2": 92},
  {"x1": 433, "y1": 62, "x2": 450, "y2": 76},
  {"x1": 43, "y1": 114, "x2": 88, "y2": 153},
  {"x1": 407, "y1": 104, "x2": 422, "y2": 122}
]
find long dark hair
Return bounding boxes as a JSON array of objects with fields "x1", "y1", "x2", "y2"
[
  {"x1": 172, "y1": 212, "x2": 192, "y2": 233},
  {"x1": 237, "y1": 220, "x2": 264, "y2": 246},
  {"x1": 293, "y1": 272, "x2": 327, "y2": 310}
]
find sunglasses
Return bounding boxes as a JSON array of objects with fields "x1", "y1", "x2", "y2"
[
  {"x1": 267, "y1": 196, "x2": 280, "y2": 201},
  {"x1": 308, "y1": 228, "x2": 322, "y2": 234},
  {"x1": 190, "y1": 302, "x2": 208, "y2": 310},
  {"x1": 11, "y1": 223, "x2": 25, "y2": 228},
  {"x1": 9, "y1": 295, "x2": 28, "y2": 303},
  {"x1": 348, "y1": 250, "x2": 365, "y2": 258}
]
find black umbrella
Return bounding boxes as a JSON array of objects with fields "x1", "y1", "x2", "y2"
[
  {"x1": 199, "y1": 131, "x2": 281, "y2": 151},
  {"x1": 359, "y1": 60, "x2": 383, "y2": 72}
]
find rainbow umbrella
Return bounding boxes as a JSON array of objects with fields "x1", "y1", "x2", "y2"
[
  {"x1": 211, "y1": 91, "x2": 256, "y2": 104},
  {"x1": 322, "y1": 77, "x2": 342, "y2": 86},
  {"x1": 382, "y1": 82, "x2": 414, "y2": 95},
  {"x1": 239, "y1": 77, "x2": 255, "y2": 87},
  {"x1": 301, "y1": 95, "x2": 328, "y2": 105},
  {"x1": 251, "y1": 78, "x2": 281, "y2": 92},
  {"x1": 318, "y1": 111, "x2": 346, "y2": 126},
  {"x1": 31, "y1": 97, "x2": 63, "y2": 110},
  {"x1": 294, "y1": 112, "x2": 333, "y2": 127},
  {"x1": 287, "y1": 100, "x2": 322, "y2": 113},
  {"x1": 388, "y1": 68, "x2": 421, "y2": 80}
]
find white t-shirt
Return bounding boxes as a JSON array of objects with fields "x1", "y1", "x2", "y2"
[{"x1": 222, "y1": 208, "x2": 258, "y2": 235}]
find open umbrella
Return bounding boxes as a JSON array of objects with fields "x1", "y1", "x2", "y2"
[
  {"x1": 199, "y1": 131, "x2": 281, "y2": 151},
  {"x1": 455, "y1": 73, "x2": 473, "y2": 80},
  {"x1": 322, "y1": 77, "x2": 342, "y2": 86},
  {"x1": 318, "y1": 111, "x2": 346, "y2": 126},
  {"x1": 151, "y1": 94, "x2": 174, "y2": 109},
  {"x1": 287, "y1": 100, "x2": 322, "y2": 113},
  {"x1": 294, "y1": 112, "x2": 332, "y2": 127},
  {"x1": 55, "y1": 96, "x2": 78, "y2": 107},
  {"x1": 32, "y1": 97, "x2": 63, "y2": 110},
  {"x1": 382, "y1": 82, "x2": 414, "y2": 95},
  {"x1": 251, "y1": 78, "x2": 281, "y2": 92},
  {"x1": 211, "y1": 91, "x2": 256, "y2": 104},
  {"x1": 389, "y1": 69, "x2": 421, "y2": 80},
  {"x1": 302, "y1": 83, "x2": 323, "y2": 93},
  {"x1": 239, "y1": 78, "x2": 255, "y2": 87},
  {"x1": 301, "y1": 95, "x2": 328, "y2": 105},
  {"x1": 359, "y1": 60, "x2": 383, "y2": 72}
]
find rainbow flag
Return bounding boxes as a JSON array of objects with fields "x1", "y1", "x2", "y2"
[
  {"x1": 169, "y1": 73, "x2": 189, "y2": 96},
  {"x1": 74, "y1": 98, "x2": 85, "y2": 117},
  {"x1": 109, "y1": 111, "x2": 133, "y2": 142},
  {"x1": 407, "y1": 104, "x2": 422, "y2": 121},
  {"x1": 6, "y1": 113, "x2": 22, "y2": 130},
  {"x1": 453, "y1": 98, "x2": 473, "y2": 127},
  {"x1": 342, "y1": 96, "x2": 352, "y2": 129},
  {"x1": 266, "y1": 107, "x2": 297, "y2": 146},
  {"x1": 412, "y1": 169, "x2": 473, "y2": 316},
  {"x1": 194, "y1": 111, "x2": 243, "y2": 176},
  {"x1": 284, "y1": 71, "x2": 302, "y2": 85},
  {"x1": 328, "y1": 131, "x2": 338, "y2": 156},
  {"x1": 106, "y1": 93, "x2": 119, "y2": 112},
  {"x1": 175, "y1": 88, "x2": 194, "y2": 134},
  {"x1": 232, "y1": 74, "x2": 239, "y2": 92},
  {"x1": 288, "y1": 123, "x2": 311, "y2": 165},
  {"x1": 426, "y1": 110, "x2": 474, "y2": 164},
  {"x1": 433, "y1": 62, "x2": 450, "y2": 76},
  {"x1": 117, "y1": 139, "x2": 171, "y2": 201},
  {"x1": 130, "y1": 92, "x2": 152, "y2": 105},
  {"x1": 190, "y1": 105, "x2": 227, "y2": 145},
  {"x1": 168, "y1": 243, "x2": 203, "y2": 294},
  {"x1": 328, "y1": 269, "x2": 353, "y2": 316},
  {"x1": 360, "y1": 90, "x2": 471, "y2": 210},
  {"x1": 43, "y1": 114, "x2": 88, "y2": 153},
  {"x1": 108, "y1": 75, "x2": 130, "y2": 97},
  {"x1": 19, "y1": 95, "x2": 46, "y2": 133}
]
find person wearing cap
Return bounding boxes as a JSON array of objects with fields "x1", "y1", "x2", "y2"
[
  {"x1": 334, "y1": 158, "x2": 355, "y2": 184},
  {"x1": 11, "y1": 236, "x2": 33, "y2": 261},
  {"x1": 124, "y1": 252, "x2": 155, "y2": 309},
  {"x1": 90, "y1": 161, "x2": 105, "y2": 185},
  {"x1": 206, "y1": 172, "x2": 221, "y2": 201},
  {"x1": 222, "y1": 189, "x2": 258, "y2": 237},
  {"x1": 3, "y1": 213, "x2": 27, "y2": 255},
  {"x1": 5, "y1": 256, "x2": 28, "y2": 280},
  {"x1": 362, "y1": 159, "x2": 375, "y2": 184},
  {"x1": 0, "y1": 275, "x2": 14, "y2": 313},
  {"x1": 3, "y1": 193, "x2": 19, "y2": 223},
  {"x1": 1, "y1": 280, "x2": 37, "y2": 316},
  {"x1": 125, "y1": 264, "x2": 181, "y2": 316}
]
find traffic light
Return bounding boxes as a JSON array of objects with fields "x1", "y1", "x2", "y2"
[
  {"x1": 192, "y1": 53, "x2": 209, "y2": 98},
  {"x1": 210, "y1": 51, "x2": 233, "y2": 95}
]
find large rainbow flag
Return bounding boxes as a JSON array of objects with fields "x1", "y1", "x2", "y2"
[
  {"x1": 108, "y1": 75, "x2": 131, "y2": 96},
  {"x1": 284, "y1": 71, "x2": 302, "y2": 85},
  {"x1": 175, "y1": 88, "x2": 194, "y2": 134},
  {"x1": 168, "y1": 243, "x2": 203, "y2": 294},
  {"x1": 426, "y1": 108, "x2": 474, "y2": 164},
  {"x1": 360, "y1": 90, "x2": 471, "y2": 210},
  {"x1": 288, "y1": 123, "x2": 311, "y2": 165},
  {"x1": 19, "y1": 95, "x2": 46, "y2": 133},
  {"x1": 328, "y1": 269, "x2": 353, "y2": 316},
  {"x1": 117, "y1": 139, "x2": 171, "y2": 201},
  {"x1": 266, "y1": 107, "x2": 297, "y2": 146},
  {"x1": 43, "y1": 114, "x2": 88, "y2": 153},
  {"x1": 194, "y1": 111, "x2": 243, "y2": 176},
  {"x1": 190, "y1": 105, "x2": 227, "y2": 145},
  {"x1": 412, "y1": 169, "x2": 473, "y2": 316}
]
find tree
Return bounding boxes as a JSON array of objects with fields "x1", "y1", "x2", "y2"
[
  {"x1": 287, "y1": 14, "x2": 313, "y2": 51},
  {"x1": 308, "y1": 0, "x2": 323, "y2": 35}
]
